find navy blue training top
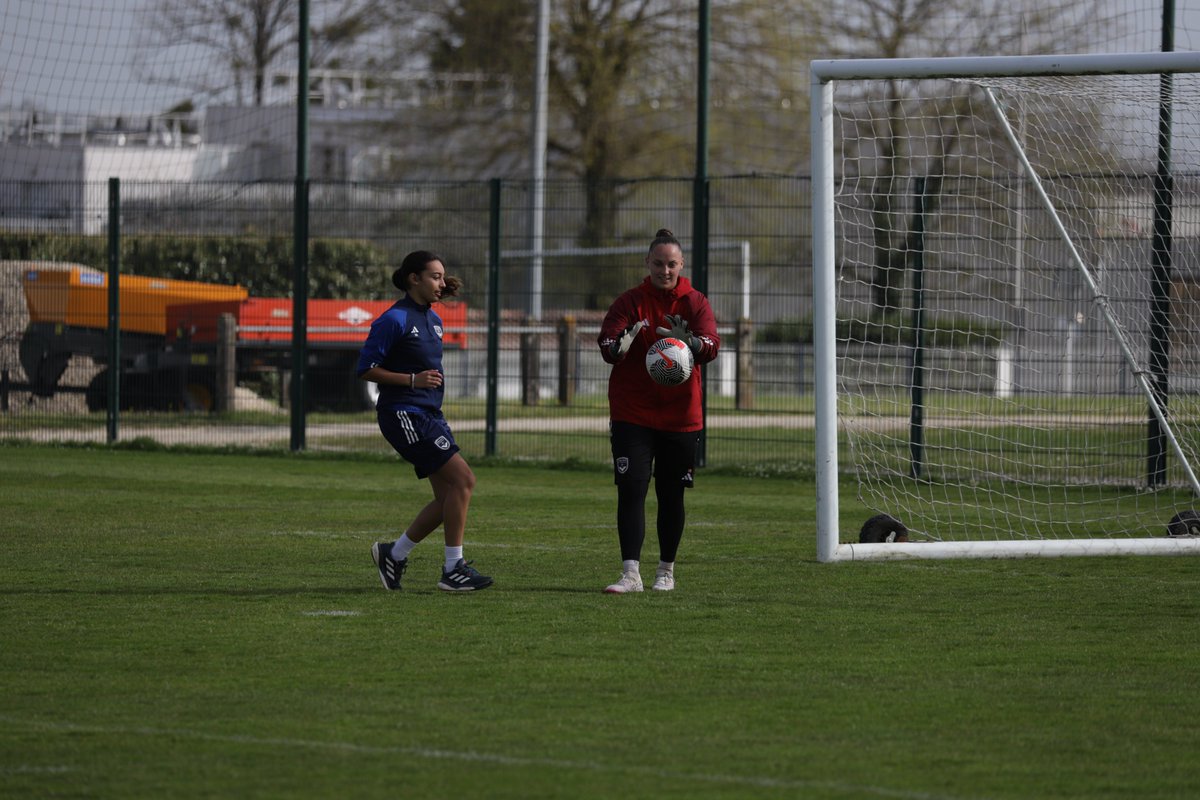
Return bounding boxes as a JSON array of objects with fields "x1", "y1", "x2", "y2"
[{"x1": 356, "y1": 295, "x2": 446, "y2": 412}]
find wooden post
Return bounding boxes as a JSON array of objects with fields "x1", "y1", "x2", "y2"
[
  {"x1": 557, "y1": 315, "x2": 576, "y2": 406},
  {"x1": 736, "y1": 316, "x2": 754, "y2": 410},
  {"x1": 216, "y1": 312, "x2": 237, "y2": 412},
  {"x1": 520, "y1": 325, "x2": 540, "y2": 406}
]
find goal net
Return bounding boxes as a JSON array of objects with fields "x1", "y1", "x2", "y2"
[{"x1": 811, "y1": 52, "x2": 1200, "y2": 560}]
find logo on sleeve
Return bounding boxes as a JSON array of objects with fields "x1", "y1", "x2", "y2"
[{"x1": 434, "y1": 325, "x2": 443, "y2": 338}]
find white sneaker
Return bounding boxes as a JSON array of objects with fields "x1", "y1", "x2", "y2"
[
  {"x1": 651, "y1": 568, "x2": 675, "y2": 592},
  {"x1": 604, "y1": 570, "x2": 643, "y2": 594}
]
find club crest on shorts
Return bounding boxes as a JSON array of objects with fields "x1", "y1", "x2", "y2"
[
  {"x1": 616, "y1": 456, "x2": 630, "y2": 474},
  {"x1": 435, "y1": 436, "x2": 451, "y2": 450}
]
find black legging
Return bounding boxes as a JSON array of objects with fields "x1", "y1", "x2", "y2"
[{"x1": 616, "y1": 477, "x2": 686, "y2": 563}]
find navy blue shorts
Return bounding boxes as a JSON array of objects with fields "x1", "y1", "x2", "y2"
[
  {"x1": 610, "y1": 420, "x2": 698, "y2": 488},
  {"x1": 378, "y1": 408, "x2": 460, "y2": 479}
]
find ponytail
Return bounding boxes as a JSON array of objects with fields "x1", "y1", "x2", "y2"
[{"x1": 391, "y1": 249, "x2": 462, "y2": 298}]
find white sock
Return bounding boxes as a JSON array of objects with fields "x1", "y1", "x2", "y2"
[
  {"x1": 390, "y1": 534, "x2": 417, "y2": 561},
  {"x1": 445, "y1": 545, "x2": 464, "y2": 571},
  {"x1": 657, "y1": 560, "x2": 674, "y2": 575},
  {"x1": 623, "y1": 559, "x2": 640, "y2": 575}
]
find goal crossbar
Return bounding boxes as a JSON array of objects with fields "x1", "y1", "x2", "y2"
[{"x1": 810, "y1": 51, "x2": 1200, "y2": 83}]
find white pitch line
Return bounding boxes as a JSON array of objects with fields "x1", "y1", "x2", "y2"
[
  {"x1": 465, "y1": 542, "x2": 596, "y2": 551},
  {"x1": 0, "y1": 716, "x2": 968, "y2": 800},
  {"x1": 263, "y1": 521, "x2": 734, "y2": 540}
]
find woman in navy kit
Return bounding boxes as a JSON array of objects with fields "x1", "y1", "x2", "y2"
[{"x1": 361, "y1": 250, "x2": 492, "y2": 592}]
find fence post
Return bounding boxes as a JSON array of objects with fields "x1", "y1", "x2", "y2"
[
  {"x1": 106, "y1": 177, "x2": 120, "y2": 443},
  {"x1": 485, "y1": 178, "x2": 501, "y2": 456},
  {"x1": 216, "y1": 312, "x2": 236, "y2": 412},
  {"x1": 289, "y1": 177, "x2": 309, "y2": 450},
  {"x1": 736, "y1": 316, "x2": 754, "y2": 410},
  {"x1": 558, "y1": 315, "x2": 576, "y2": 406},
  {"x1": 290, "y1": 0, "x2": 310, "y2": 451}
]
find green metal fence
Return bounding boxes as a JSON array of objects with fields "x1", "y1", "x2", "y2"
[{"x1": 1, "y1": 176, "x2": 818, "y2": 473}]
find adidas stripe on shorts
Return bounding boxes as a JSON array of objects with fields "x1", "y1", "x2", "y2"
[{"x1": 378, "y1": 408, "x2": 460, "y2": 478}]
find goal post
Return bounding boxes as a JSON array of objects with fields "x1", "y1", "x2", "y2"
[{"x1": 811, "y1": 51, "x2": 1200, "y2": 561}]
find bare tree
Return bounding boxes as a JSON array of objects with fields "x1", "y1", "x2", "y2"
[
  {"x1": 548, "y1": 0, "x2": 821, "y2": 241},
  {"x1": 414, "y1": 0, "x2": 816, "y2": 244},
  {"x1": 816, "y1": 0, "x2": 1117, "y2": 315},
  {"x1": 140, "y1": 0, "x2": 294, "y2": 106},
  {"x1": 140, "y1": 0, "x2": 384, "y2": 107},
  {"x1": 548, "y1": 0, "x2": 683, "y2": 244}
]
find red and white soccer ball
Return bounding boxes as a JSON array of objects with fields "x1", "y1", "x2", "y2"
[{"x1": 645, "y1": 337, "x2": 694, "y2": 386}]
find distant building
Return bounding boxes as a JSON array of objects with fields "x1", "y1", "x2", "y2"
[{"x1": 0, "y1": 68, "x2": 516, "y2": 233}]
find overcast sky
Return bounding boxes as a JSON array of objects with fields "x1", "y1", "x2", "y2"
[
  {"x1": 0, "y1": 0, "x2": 1192, "y2": 117},
  {"x1": 1, "y1": 0, "x2": 207, "y2": 115}
]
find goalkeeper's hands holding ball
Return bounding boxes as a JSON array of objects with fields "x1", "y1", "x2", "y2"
[
  {"x1": 610, "y1": 319, "x2": 647, "y2": 359},
  {"x1": 656, "y1": 314, "x2": 702, "y2": 355}
]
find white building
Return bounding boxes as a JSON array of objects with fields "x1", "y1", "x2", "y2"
[{"x1": 0, "y1": 69, "x2": 516, "y2": 234}]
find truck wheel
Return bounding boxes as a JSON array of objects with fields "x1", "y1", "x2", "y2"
[
  {"x1": 183, "y1": 382, "x2": 215, "y2": 412},
  {"x1": 19, "y1": 329, "x2": 70, "y2": 397},
  {"x1": 88, "y1": 370, "x2": 142, "y2": 411},
  {"x1": 124, "y1": 374, "x2": 156, "y2": 410},
  {"x1": 85, "y1": 370, "x2": 109, "y2": 412},
  {"x1": 182, "y1": 369, "x2": 217, "y2": 412}
]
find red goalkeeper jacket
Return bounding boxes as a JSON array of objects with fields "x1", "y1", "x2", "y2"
[{"x1": 597, "y1": 275, "x2": 720, "y2": 432}]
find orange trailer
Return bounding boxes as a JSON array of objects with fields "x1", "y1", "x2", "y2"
[
  {"x1": 22, "y1": 266, "x2": 248, "y2": 336},
  {"x1": 19, "y1": 265, "x2": 467, "y2": 411}
]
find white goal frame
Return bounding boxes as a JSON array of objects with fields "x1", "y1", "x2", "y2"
[{"x1": 811, "y1": 51, "x2": 1200, "y2": 562}]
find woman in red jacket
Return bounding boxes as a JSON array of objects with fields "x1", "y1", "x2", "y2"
[{"x1": 597, "y1": 229, "x2": 720, "y2": 594}]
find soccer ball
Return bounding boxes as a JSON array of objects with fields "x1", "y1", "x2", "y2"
[{"x1": 646, "y1": 337, "x2": 694, "y2": 386}]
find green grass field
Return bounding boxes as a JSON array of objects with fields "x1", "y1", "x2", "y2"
[{"x1": 4, "y1": 443, "x2": 1200, "y2": 799}]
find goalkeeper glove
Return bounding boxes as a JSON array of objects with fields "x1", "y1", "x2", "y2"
[
  {"x1": 610, "y1": 319, "x2": 646, "y2": 359},
  {"x1": 655, "y1": 314, "x2": 702, "y2": 355}
]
